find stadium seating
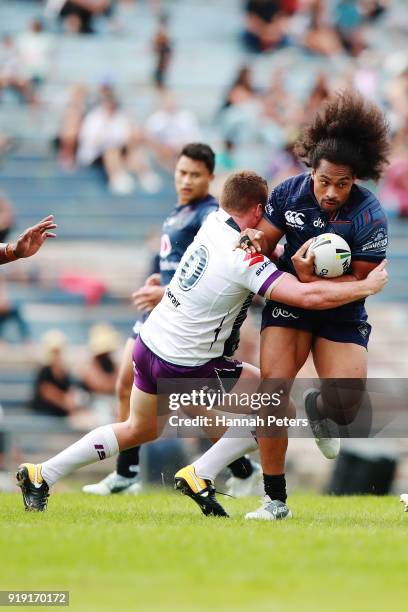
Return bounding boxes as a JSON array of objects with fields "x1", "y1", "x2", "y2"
[{"x1": 0, "y1": 0, "x2": 407, "y2": 422}]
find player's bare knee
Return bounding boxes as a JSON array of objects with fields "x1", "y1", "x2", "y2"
[{"x1": 127, "y1": 419, "x2": 157, "y2": 443}]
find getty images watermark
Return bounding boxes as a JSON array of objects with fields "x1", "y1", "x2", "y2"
[
  {"x1": 157, "y1": 378, "x2": 408, "y2": 438},
  {"x1": 166, "y1": 388, "x2": 308, "y2": 429}
]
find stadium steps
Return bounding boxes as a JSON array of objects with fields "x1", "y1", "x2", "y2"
[
  {"x1": 0, "y1": 148, "x2": 174, "y2": 240},
  {"x1": 20, "y1": 302, "x2": 137, "y2": 343}
]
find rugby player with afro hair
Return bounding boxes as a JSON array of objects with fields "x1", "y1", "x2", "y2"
[{"x1": 238, "y1": 91, "x2": 391, "y2": 521}]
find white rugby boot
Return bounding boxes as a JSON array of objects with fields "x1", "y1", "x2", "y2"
[
  {"x1": 304, "y1": 388, "x2": 340, "y2": 459},
  {"x1": 245, "y1": 495, "x2": 292, "y2": 521},
  {"x1": 82, "y1": 471, "x2": 142, "y2": 496}
]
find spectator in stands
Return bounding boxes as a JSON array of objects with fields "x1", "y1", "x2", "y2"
[
  {"x1": 379, "y1": 133, "x2": 408, "y2": 218},
  {"x1": 80, "y1": 323, "x2": 120, "y2": 395},
  {"x1": 0, "y1": 274, "x2": 30, "y2": 342},
  {"x1": 145, "y1": 92, "x2": 201, "y2": 171},
  {"x1": 242, "y1": 0, "x2": 291, "y2": 53},
  {"x1": 217, "y1": 66, "x2": 263, "y2": 146},
  {"x1": 219, "y1": 65, "x2": 298, "y2": 149},
  {"x1": 300, "y1": 0, "x2": 343, "y2": 56},
  {"x1": 267, "y1": 140, "x2": 304, "y2": 185},
  {"x1": 31, "y1": 330, "x2": 79, "y2": 417},
  {"x1": 17, "y1": 18, "x2": 53, "y2": 87},
  {"x1": 216, "y1": 139, "x2": 236, "y2": 173},
  {"x1": 77, "y1": 84, "x2": 160, "y2": 194},
  {"x1": 0, "y1": 194, "x2": 14, "y2": 244},
  {"x1": 0, "y1": 133, "x2": 13, "y2": 157},
  {"x1": 260, "y1": 68, "x2": 303, "y2": 140},
  {"x1": 55, "y1": 83, "x2": 87, "y2": 170},
  {"x1": 360, "y1": 0, "x2": 388, "y2": 21},
  {"x1": 152, "y1": 12, "x2": 173, "y2": 89},
  {"x1": 386, "y1": 66, "x2": 408, "y2": 136},
  {"x1": 45, "y1": 0, "x2": 114, "y2": 34},
  {"x1": 0, "y1": 34, "x2": 37, "y2": 105},
  {"x1": 334, "y1": 0, "x2": 366, "y2": 57},
  {"x1": 303, "y1": 71, "x2": 330, "y2": 118},
  {"x1": 220, "y1": 65, "x2": 257, "y2": 112}
]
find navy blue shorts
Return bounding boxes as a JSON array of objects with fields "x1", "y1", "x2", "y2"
[{"x1": 261, "y1": 300, "x2": 371, "y2": 348}]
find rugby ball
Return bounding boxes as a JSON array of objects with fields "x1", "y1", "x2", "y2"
[{"x1": 309, "y1": 233, "x2": 351, "y2": 278}]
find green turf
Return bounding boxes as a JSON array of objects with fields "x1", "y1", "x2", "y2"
[{"x1": 1, "y1": 490, "x2": 407, "y2": 612}]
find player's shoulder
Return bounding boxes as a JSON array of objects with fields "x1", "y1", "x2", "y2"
[
  {"x1": 268, "y1": 172, "x2": 311, "y2": 209},
  {"x1": 204, "y1": 210, "x2": 244, "y2": 260},
  {"x1": 196, "y1": 208, "x2": 234, "y2": 248},
  {"x1": 196, "y1": 194, "x2": 219, "y2": 215},
  {"x1": 347, "y1": 184, "x2": 387, "y2": 226},
  {"x1": 229, "y1": 235, "x2": 270, "y2": 276}
]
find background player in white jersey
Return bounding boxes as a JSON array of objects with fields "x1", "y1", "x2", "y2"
[{"x1": 16, "y1": 171, "x2": 387, "y2": 515}]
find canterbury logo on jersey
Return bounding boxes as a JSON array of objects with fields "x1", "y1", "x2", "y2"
[
  {"x1": 243, "y1": 252, "x2": 265, "y2": 267},
  {"x1": 284, "y1": 211, "x2": 305, "y2": 227}
]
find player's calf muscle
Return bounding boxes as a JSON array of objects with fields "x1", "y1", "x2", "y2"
[{"x1": 320, "y1": 383, "x2": 366, "y2": 425}]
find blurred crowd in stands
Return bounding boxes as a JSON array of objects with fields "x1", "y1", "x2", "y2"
[
  {"x1": 242, "y1": 0, "x2": 388, "y2": 55},
  {"x1": 0, "y1": 1, "x2": 407, "y2": 415},
  {"x1": 0, "y1": 1, "x2": 406, "y2": 212},
  {"x1": 31, "y1": 323, "x2": 120, "y2": 421}
]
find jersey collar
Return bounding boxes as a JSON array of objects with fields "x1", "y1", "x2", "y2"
[
  {"x1": 217, "y1": 208, "x2": 241, "y2": 232},
  {"x1": 225, "y1": 217, "x2": 241, "y2": 232},
  {"x1": 175, "y1": 193, "x2": 214, "y2": 210}
]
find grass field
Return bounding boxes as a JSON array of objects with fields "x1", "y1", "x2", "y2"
[{"x1": 1, "y1": 490, "x2": 407, "y2": 612}]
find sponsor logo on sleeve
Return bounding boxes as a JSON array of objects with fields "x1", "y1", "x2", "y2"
[
  {"x1": 166, "y1": 288, "x2": 180, "y2": 308},
  {"x1": 361, "y1": 227, "x2": 388, "y2": 252},
  {"x1": 255, "y1": 260, "x2": 271, "y2": 276},
  {"x1": 243, "y1": 252, "x2": 265, "y2": 267}
]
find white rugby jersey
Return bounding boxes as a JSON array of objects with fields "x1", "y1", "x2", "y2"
[{"x1": 140, "y1": 209, "x2": 285, "y2": 366}]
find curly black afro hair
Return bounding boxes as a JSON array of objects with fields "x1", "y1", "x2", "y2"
[{"x1": 294, "y1": 90, "x2": 390, "y2": 181}]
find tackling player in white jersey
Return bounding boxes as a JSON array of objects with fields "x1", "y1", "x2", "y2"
[
  {"x1": 82, "y1": 144, "x2": 259, "y2": 496},
  {"x1": 16, "y1": 171, "x2": 387, "y2": 515}
]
